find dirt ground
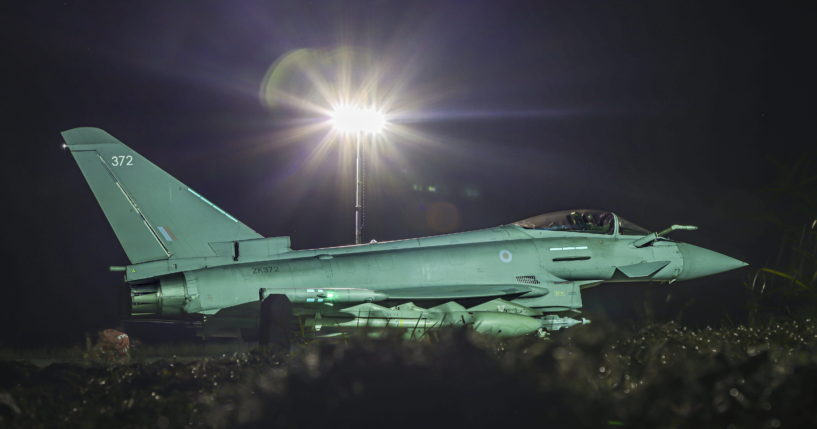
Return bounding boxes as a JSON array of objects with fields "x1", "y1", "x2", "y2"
[{"x1": 1, "y1": 321, "x2": 816, "y2": 428}]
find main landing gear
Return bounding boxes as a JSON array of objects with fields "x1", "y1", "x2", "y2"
[{"x1": 258, "y1": 294, "x2": 295, "y2": 350}]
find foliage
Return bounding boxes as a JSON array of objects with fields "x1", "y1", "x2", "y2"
[
  {"x1": 746, "y1": 153, "x2": 817, "y2": 321},
  {"x1": 2, "y1": 322, "x2": 817, "y2": 428}
]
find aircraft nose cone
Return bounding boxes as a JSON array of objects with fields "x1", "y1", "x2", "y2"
[{"x1": 677, "y1": 243, "x2": 748, "y2": 280}]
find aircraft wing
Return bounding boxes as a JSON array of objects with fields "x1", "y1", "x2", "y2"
[
  {"x1": 202, "y1": 284, "x2": 535, "y2": 320},
  {"x1": 199, "y1": 284, "x2": 542, "y2": 335},
  {"x1": 381, "y1": 284, "x2": 534, "y2": 300},
  {"x1": 206, "y1": 284, "x2": 535, "y2": 316}
]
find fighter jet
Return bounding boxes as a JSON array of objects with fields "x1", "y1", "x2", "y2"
[{"x1": 63, "y1": 127, "x2": 748, "y2": 344}]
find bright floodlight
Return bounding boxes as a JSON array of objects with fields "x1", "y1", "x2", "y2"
[{"x1": 331, "y1": 105, "x2": 386, "y2": 134}]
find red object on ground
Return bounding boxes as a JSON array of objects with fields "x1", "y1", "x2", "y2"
[{"x1": 95, "y1": 329, "x2": 130, "y2": 360}]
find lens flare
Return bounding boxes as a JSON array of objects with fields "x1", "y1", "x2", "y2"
[
  {"x1": 255, "y1": 46, "x2": 432, "y2": 198},
  {"x1": 253, "y1": 45, "x2": 578, "y2": 225}
]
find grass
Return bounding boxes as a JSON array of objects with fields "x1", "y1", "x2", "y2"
[{"x1": 1, "y1": 321, "x2": 816, "y2": 428}]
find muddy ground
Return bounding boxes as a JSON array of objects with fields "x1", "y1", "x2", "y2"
[{"x1": 1, "y1": 321, "x2": 816, "y2": 428}]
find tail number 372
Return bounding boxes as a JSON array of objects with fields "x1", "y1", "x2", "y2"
[{"x1": 111, "y1": 155, "x2": 134, "y2": 166}]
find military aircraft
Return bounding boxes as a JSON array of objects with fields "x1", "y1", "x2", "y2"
[{"x1": 63, "y1": 127, "x2": 748, "y2": 344}]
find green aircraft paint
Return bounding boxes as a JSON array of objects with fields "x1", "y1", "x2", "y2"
[{"x1": 63, "y1": 127, "x2": 749, "y2": 339}]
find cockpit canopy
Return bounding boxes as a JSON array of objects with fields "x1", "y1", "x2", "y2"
[{"x1": 512, "y1": 209, "x2": 651, "y2": 235}]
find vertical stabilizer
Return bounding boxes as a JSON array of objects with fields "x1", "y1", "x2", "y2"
[{"x1": 63, "y1": 127, "x2": 262, "y2": 263}]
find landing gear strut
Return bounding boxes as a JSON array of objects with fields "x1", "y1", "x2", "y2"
[{"x1": 258, "y1": 294, "x2": 294, "y2": 350}]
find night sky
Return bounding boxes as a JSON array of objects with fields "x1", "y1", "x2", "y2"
[{"x1": 4, "y1": 1, "x2": 815, "y2": 345}]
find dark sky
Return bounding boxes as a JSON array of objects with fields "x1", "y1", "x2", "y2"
[{"x1": 3, "y1": 1, "x2": 815, "y2": 345}]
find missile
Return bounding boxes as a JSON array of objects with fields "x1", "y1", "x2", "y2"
[{"x1": 260, "y1": 288, "x2": 389, "y2": 304}]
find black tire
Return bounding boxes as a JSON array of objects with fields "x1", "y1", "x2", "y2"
[{"x1": 258, "y1": 294, "x2": 294, "y2": 349}]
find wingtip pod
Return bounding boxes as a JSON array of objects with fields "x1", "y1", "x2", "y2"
[{"x1": 61, "y1": 127, "x2": 122, "y2": 147}]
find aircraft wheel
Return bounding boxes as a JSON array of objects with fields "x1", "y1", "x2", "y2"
[{"x1": 258, "y1": 294, "x2": 294, "y2": 350}]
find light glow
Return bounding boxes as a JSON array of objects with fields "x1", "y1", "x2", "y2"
[
  {"x1": 331, "y1": 105, "x2": 386, "y2": 134},
  {"x1": 255, "y1": 46, "x2": 454, "y2": 210}
]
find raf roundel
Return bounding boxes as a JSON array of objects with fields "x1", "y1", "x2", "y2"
[{"x1": 499, "y1": 249, "x2": 513, "y2": 263}]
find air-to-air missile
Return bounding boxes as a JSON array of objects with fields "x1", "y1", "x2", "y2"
[{"x1": 64, "y1": 127, "x2": 748, "y2": 343}]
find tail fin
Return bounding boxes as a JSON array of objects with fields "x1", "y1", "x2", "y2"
[{"x1": 63, "y1": 127, "x2": 262, "y2": 263}]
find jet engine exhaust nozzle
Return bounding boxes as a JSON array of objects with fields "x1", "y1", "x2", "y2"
[{"x1": 129, "y1": 275, "x2": 188, "y2": 317}]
